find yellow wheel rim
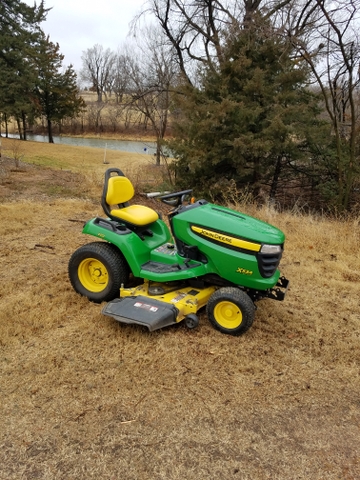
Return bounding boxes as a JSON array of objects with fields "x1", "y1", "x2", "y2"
[
  {"x1": 78, "y1": 258, "x2": 109, "y2": 293},
  {"x1": 214, "y1": 301, "x2": 243, "y2": 329}
]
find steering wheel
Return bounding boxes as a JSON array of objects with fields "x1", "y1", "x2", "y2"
[{"x1": 159, "y1": 189, "x2": 193, "y2": 207}]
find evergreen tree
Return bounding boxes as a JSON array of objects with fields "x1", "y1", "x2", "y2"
[
  {"x1": 1, "y1": 2, "x2": 83, "y2": 143},
  {"x1": 32, "y1": 36, "x2": 85, "y2": 143},
  {"x1": 0, "y1": 0, "x2": 47, "y2": 68},
  {"x1": 0, "y1": 1, "x2": 48, "y2": 136},
  {"x1": 169, "y1": 20, "x2": 326, "y2": 203}
]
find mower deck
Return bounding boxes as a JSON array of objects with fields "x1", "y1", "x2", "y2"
[{"x1": 102, "y1": 282, "x2": 216, "y2": 331}]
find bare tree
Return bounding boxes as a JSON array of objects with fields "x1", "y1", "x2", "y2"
[
  {"x1": 134, "y1": 1, "x2": 296, "y2": 84},
  {"x1": 281, "y1": 0, "x2": 360, "y2": 210},
  {"x1": 124, "y1": 27, "x2": 180, "y2": 165},
  {"x1": 107, "y1": 104, "x2": 125, "y2": 132},
  {"x1": 133, "y1": 1, "x2": 240, "y2": 84},
  {"x1": 80, "y1": 44, "x2": 116, "y2": 102},
  {"x1": 86, "y1": 102, "x2": 105, "y2": 133},
  {"x1": 111, "y1": 52, "x2": 131, "y2": 104}
]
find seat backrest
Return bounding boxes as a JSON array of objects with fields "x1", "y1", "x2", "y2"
[
  {"x1": 102, "y1": 168, "x2": 133, "y2": 218},
  {"x1": 106, "y1": 176, "x2": 134, "y2": 205}
]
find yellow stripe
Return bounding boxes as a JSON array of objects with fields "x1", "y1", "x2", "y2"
[{"x1": 191, "y1": 226, "x2": 261, "y2": 252}]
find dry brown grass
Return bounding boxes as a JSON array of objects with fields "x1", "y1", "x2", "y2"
[
  {"x1": 0, "y1": 137, "x2": 170, "y2": 200},
  {"x1": 0, "y1": 150, "x2": 359, "y2": 479},
  {"x1": 0, "y1": 137, "x2": 158, "y2": 175}
]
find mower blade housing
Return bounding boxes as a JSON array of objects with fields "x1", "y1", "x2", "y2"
[{"x1": 102, "y1": 296, "x2": 179, "y2": 331}]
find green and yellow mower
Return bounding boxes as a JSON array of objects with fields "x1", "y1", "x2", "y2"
[{"x1": 69, "y1": 168, "x2": 289, "y2": 335}]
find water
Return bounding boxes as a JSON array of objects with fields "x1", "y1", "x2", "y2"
[{"x1": 6, "y1": 133, "x2": 158, "y2": 155}]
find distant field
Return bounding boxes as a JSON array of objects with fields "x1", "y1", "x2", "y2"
[
  {"x1": 0, "y1": 136, "x2": 169, "y2": 196},
  {"x1": 0, "y1": 137, "x2": 155, "y2": 173}
]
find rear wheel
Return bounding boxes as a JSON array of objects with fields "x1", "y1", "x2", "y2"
[
  {"x1": 206, "y1": 287, "x2": 255, "y2": 336},
  {"x1": 68, "y1": 242, "x2": 129, "y2": 303}
]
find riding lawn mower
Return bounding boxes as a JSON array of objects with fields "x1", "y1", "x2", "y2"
[{"x1": 68, "y1": 168, "x2": 289, "y2": 335}]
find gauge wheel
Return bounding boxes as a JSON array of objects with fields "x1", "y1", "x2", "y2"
[
  {"x1": 206, "y1": 287, "x2": 255, "y2": 336},
  {"x1": 68, "y1": 242, "x2": 130, "y2": 303},
  {"x1": 184, "y1": 314, "x2": 199, "y2": 329}
]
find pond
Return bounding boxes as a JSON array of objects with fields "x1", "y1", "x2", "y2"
[{"x1": 6, "y1": 133, "x2": 158, "y2": 155}]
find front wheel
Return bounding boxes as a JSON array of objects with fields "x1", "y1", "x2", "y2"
[
  {"x1": 206, "y1": 287, "x2": 255, "y2": 336},
  {"x1": 68, "y1": 242, "x2": 130, "y2": 303}
]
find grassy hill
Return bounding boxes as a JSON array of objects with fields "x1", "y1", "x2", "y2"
[{"x1": 0, "y1": 138, "x2": 359, "y2": 479}]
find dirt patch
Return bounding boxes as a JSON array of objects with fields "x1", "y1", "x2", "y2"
[
  {"x1": 0, "y1": 158, "x2": 359, "y2": 480},
  {"x1": 0, "y1": 156, "x2": 86, "y2": 202}
]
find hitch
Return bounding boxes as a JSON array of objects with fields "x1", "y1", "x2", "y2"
[{"x1": 266, "y1": 276, "x2": 290, "y2": 301}]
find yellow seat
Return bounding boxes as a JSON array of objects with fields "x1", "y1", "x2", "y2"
[{"x1": 102, "y1": 169, "x2": 159, "y2": 227}]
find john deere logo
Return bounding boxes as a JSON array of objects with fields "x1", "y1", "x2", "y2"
[
  {"x1": 191, "y1": 226, "x2": 261, "y2": 252},
  {"x1": 194, "y1": 228, "x2": 233, "y2": 245}
]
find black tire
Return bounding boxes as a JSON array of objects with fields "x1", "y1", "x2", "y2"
[
  {"x1": 68, "y1": 242, "x2": 130, "y2": 303},
  {"x1": 184, "y1": 314, "x2": 199, "y2": 329},
  {"x1": 206, "y1": 287, "x2": 255, "y2": 336}
]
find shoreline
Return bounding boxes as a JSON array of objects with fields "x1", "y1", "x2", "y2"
[{"x1": 0, "y1": 131, "x2": 173, "y2": 143}]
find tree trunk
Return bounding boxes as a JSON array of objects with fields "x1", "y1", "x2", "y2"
[
  {"x1": 21, "y1": 111, "x2": 27, "y2": 141},
  {"x1": 5, "y1": 113, "x2": 9, "y2": 138},
  {"x1": 244, "y1": 0, "x2": 262, "y2": 25},
  {"x1": 155, "y1": 138, "x2": 161, "y2": 166},
  {"x1": 252, "y1": 157, "x2": 262, "y2": 197},
  {"x1": 47, "y1": 118, "x2": 54, "y2": 143},
  {"x1": 269, "y1": 155, "x2": 283, "y2": 201},
  {"x1": 16, "y1": 117, "x2": 23, "y2": 140}
]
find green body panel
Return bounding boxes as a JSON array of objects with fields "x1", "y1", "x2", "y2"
[
  {"x1": 171, "y1": 202, "x2": 284, "y2": 289},
  {"x1": 83, "y1": 218, "x2": 172, "y2": 276},
  {"x1": 173, "y1": 203, "x2": 285, "y2": 244},
  {"x1": 82, "y1": 201, "x2": 285, "y2": 290}
]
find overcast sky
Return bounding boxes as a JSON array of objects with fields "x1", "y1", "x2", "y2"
[{"x1": 25, "y1": 0, "x2": 149, "y2": 72}]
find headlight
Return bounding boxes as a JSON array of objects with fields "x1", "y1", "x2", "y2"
[{"x1": 260, "y1": 244, "x2": 282, "y2": 254}]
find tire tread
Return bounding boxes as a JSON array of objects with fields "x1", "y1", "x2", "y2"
[
  {"x1": 206, "y1": 287, "x2": 255, "y2": 336},
  {"x1": 68, "y1": 241, "x2": 129, "y2": 303}
]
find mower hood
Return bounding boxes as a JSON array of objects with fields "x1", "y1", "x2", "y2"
[{"x1": 175, "y1": 203, "x2": 285, "y2": 247}]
